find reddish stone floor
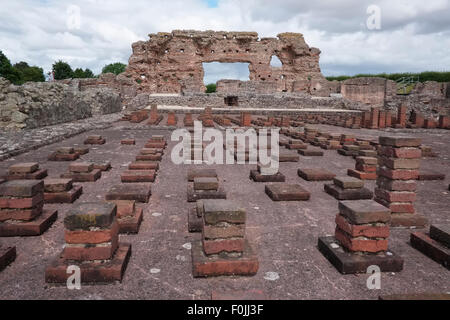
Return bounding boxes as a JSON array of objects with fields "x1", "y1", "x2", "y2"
[{"x1": 0, "y1": 116, "x2": 448, "y2": 299}]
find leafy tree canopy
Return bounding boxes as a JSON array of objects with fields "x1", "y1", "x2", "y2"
[{"x1": 102, "y1": 62, "x2": 127, "y2": 75}]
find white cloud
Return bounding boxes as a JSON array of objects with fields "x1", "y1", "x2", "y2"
[{"x1": 0, "y1": 0, "x2": 449, "y2": 78}]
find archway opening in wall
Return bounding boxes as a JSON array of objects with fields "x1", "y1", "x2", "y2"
[
  {"x1": 270, "y1": 55, "x2": 282, "y2": 68},
  {"x1": 202, "y1": 62, "x2": 250, "y2": 88}
]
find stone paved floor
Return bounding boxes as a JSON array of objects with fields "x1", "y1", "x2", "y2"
[
  {"x1": 0, "y1": 113, "x2": 123, "y2": 161},
  {"x1": 0, "y1": 115, "x2": 449, "y2": 300}
]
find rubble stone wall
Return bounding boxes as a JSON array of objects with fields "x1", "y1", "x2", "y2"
[
  {"x1": 125, "y1": 92, "x2": 368, "y2": 112},
  {"x1": 0, "y1": 77, "x2": 121, "y2": 130},
  {"x1": 124, "y1": 30, "x2": 328, "y2": 95}
]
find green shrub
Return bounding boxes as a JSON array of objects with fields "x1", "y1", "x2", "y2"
[{"x1": 205, "y1": 83, "x2": 217, "y2": 93}]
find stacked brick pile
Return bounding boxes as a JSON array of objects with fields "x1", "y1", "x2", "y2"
[
  {"x1": 320, "y1": 133, "x2": 341, "y2": 150},
  {"x1": 147, "y1": 105, "x2": 163, "y2": 125},
  {"x1": 136, "y1": 148, "x2": 163, "y2": 162},
  {"x1": 348, "y1": 156, "x2": 378, "y2": 180},
  {"x1": 411, "y1": 224, "x2": 449, "y2": 270},
  {"x1": 84, "y1": 135, "x2": 105, "y2": 145},
  {"x1": 107, "y1": 200, "x2": 143, "y2": 234},
  {"x1": 166, "y1": 111, "x2": 178, "y2": 126},
  {"x1": 324, "y1": 176, "x2": 373, "y2": 200},
  {"x1": 318, "y1": 200, "x2": 403, "y2": 274},
  {"x1": 45, "y1": 202, "x2": 131, "y2": 283},
  {"x1": 375, "y1": 136, "x2": 427, "y2": 227},
  {"x1": 61, "y1": 162, "x2": 102, "y2": 182},
  {"x1": 187, "y1": 174, "x2": 226, "y2": 202},
  {"x1": 44, "y1": 178, "x2": 82, "y2": 203},
  {"x1": 191, "y1": 200, "x2": 258, "y2": 277},
  {"x1": 286, "y1": 139, "x2": 307, "y2": 150},
  {"x1": 250, "y1": 162, "x2": 285, "y2": 182},
  {"x1": 0, "y1": 180, "x2": 57, "y2": 236},
  {"x1": 129, "y1": 110, "x2": 148, "y2": 123},
  {"x1": 4, "y1": 162, "x2": 48, "y2": 181},
  {"x1": 240, "y1": 112, "x2": 252, "y2": 127},
  {"x1": 48, "y1": 147, "x2": 80, "y2": 161}
]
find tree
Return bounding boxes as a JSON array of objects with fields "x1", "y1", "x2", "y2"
[
  {"x1": 52, "y1": 60, "x2": 73, "y2": 80},
  {"x1": 102, "y1": 62, "x2": 126, "y2": 75},
  {"x1": 205, "y1": 83, "x2": 217, "y2": 93},
  {"x1": 13, "y1": 62, "x2": 45, "y2": 84},
  {"x1": 0, "y1": 51, "x2": 21, "y2": 84},
  {"x1": 83, "y1": 68, "x2": 95, "y2": 78}
]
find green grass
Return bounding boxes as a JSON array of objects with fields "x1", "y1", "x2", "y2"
[{"x1": 326, "y1": 71, "x2": 450, "y2": 83}]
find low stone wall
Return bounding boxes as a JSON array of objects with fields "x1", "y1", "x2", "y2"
[
  {"x1": 0, "y1": 77, "x2": 122, "y2": 130},
  {"x1": 125, "y1": 91, "x2": 368, "y2": 112}
]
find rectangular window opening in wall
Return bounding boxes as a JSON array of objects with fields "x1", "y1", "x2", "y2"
[{"x1": 224, "y1": 96, "x2": 239, "y2": 106}]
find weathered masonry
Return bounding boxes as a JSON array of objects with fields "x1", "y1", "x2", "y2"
[{"x1": 124, "y1": 30, "x2": 332, "y2": 95}]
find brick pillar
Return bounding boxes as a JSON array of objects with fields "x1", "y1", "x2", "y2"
[
  {"x1": 438, "y1": 115, "x2": 450, "y2": 129},
  {"x1": 424, "y1": 118, "x2": 437, "y2": 129},
  {"x1": 385, "y1": 111, "x2": 392, "y2": 128},
  {"x1": 362, "y1": 111, "x2": 371, "y2": 128},
  {"x1": 167, "y1": 112, "x2": 178, "y2": 126},
  {"x1": 369, "y1": 107, "x2": 379, "y2": 129},
  {"x1": 281, "y1": 116, "x2": 290, "y2": 127},
  {"x1": 240, "y1": 112, "x2": 252, "y2": 127},
  {"x1": 192, "y1": 200, "x2": 258, "y2": 277},
  {"x1": 318, "y1": 199, "x2": 403, "y2": 274},
  {"x1": 348, "y1": 156, "x2": 377, "y2": 180},
  {"x1": 0, "y1": 180, "x2": 57, "y2": 237},
  {"x1": 378, "y1": 111, "x2": 386, "y2": 128},
  {"x1": 375, "y1": 136, "x2": 427, "y2": 228},
  {"x1": 45, "y1": 202, "x2": 131, "y2": 283},
  {"x1": 397, "y1": 105, "x2": 407, "y2": 128}
]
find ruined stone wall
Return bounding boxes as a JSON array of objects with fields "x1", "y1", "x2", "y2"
[
  {"x1": 0, "y1": 77, "x2": 121, "y2": 130},
  {"x1": 124, "y1": 30, "x2": 327, "y2": 95},
  {"x1": 216, "y1": 80, "x2": 277, "y2": 94},
  {"x1": 125, "y1": 91, "x2": 368, "y2": 112},
  {"x1": 341, "y1": 77, "x2": 388, "y2": 106}
]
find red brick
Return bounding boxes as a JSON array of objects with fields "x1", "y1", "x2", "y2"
[
  {"x1": 347, "y1": 169, "x2": 377, "y2": 180},
  {"x1": 355, "y1": 163, "x2": 377, "y2": 173},
  {"x1": 0, "y1": 193, "x2": 44, "y2": 209},
  {"x1": 203, "y1": 238, "x2": 245, "y2": 255},
  {"x1": 377, "y1": 167, "x2": 419, "y2": 180},
  {"x1": 8, "y1": 163, "x2": 39, "y2": 174},
  {"x1": 69, "y1": 162, "x2": 93, "y2": 173},
  {"x1": 379, "y1": 136, "x2": 421, "y2": 147},
  {"x1": 374, "y1": 198, "x2": 415, "y2": 213},
  {"x1": 121, "y1": 170, "x2": 155, "y2": 183},
  {"x1": 335, "y1": 214, "x2": 389, "y2": 238},
  {"x1": 191, "y1": 240, "x2": 258, "y2": 277},
  {"x1": 145, "y1": 142, "x2": 166, "y2": 149},
  {"x1": 129, "y1": 162, "x2": 159, "y2": 171},
  {"x1": 376, "y1": 177, "x2": 417, "y2": 191},
  {"x1": 0, "y1": 180, "x2": 44, "y2": 197},
  {"x1": 44, "y1": 185, "x2": 82, "y2": 204},
  {"x1": 136, "y1": 154, "x2": 162, "y2": 161},
  {"x1": 439, "y1": 115, "x2": 450, "y2": 129},
  {"x1": 121, "y1": 139, "x2": 135, "y2": 145},
  {"x1": 167, "y1": 112, "x2": 178, "y2": 126},
  {"x1": 65, "y1": 221, "x2": 119, "y2": 245},
  {"x1": 374, "y1": 188, "x2": 416, "y2": 202},
  {"x1": 62, "y1": 235, "x2": 118, "y2": 261},
  {"x1": 107, "y1": 200, "x2": 135, "y2": 218},
  {"x1": 379, "y1": 157, "x2": 420, "y2": 169},
  {"x1": 335, "y1": 228, "x2": 388, "y2": 253},
  {"x1": 378, "y1": 146, "x2": 422, "y2": 159},
  {"x1": 355, "y1": 156, "x2": 378, "y2": 165},
  {"x1": 0, "y1": 203, "x2": 43, "y2": 222},
  {"x1": 44, "y1": 178, "x2": 73, "y2": 193}
]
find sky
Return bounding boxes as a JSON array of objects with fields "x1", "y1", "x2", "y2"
[{"x1": 1, "y1": 0, "x2": 449, "y2": 84}]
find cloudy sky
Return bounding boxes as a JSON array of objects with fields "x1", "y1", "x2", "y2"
[{"x1": 1, "y1": 0, "x2": 449, "y2": 83}]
